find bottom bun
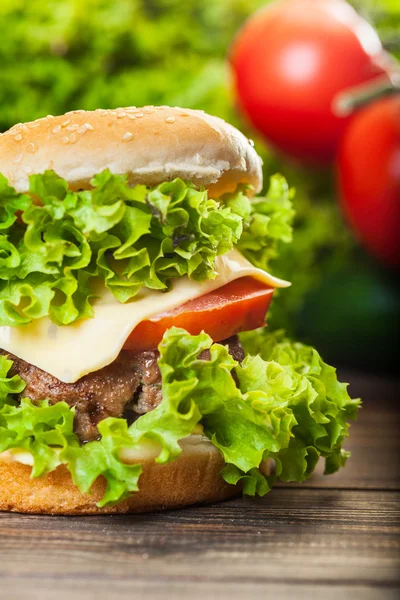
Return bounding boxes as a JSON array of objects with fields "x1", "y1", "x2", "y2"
[{"x1": 0, "y1": 437, "x2": 240, "y2": 515}]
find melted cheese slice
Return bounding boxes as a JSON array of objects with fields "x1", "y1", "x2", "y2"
[{"x1": 0, "y1": 249, "x2": 289, "y2": 383}]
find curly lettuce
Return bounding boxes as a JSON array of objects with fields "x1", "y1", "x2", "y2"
[
  {"x1": 0, "y1": 170, "x2": 293, "y2": 327},
  {"x1": 0, "y1": 327, "x2": 359, "y2": 507},
  {"x1": 227, "y1": 174, "x2": 295, "y2": 271}
]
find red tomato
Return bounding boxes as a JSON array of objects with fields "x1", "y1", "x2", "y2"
[
  {"x1": 230, "y1": 0, "x2": 392, "y2": 163},
  {"x1": 123, "y1": 277, "x2": 274, "y2": 352},
  {"x1": 337, "y1": 96, "x2": 400, "y2": 267}
]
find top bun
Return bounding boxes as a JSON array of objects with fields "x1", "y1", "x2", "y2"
[{"x1": 0, "y1": 106, "x2": 262, "y2": 197}]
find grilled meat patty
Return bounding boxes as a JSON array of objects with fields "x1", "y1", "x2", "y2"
[{"x1": 1, "y1": 336, "x2": 244, "y2": 443}]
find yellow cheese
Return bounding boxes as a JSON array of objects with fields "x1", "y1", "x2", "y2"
[{"x1": 0, "y1": 249, "x2": 289, "y2": 383}]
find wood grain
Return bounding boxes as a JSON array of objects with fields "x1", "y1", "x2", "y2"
[{"x1": 0, "y1": 371, "x2": 399, "y2": 600}]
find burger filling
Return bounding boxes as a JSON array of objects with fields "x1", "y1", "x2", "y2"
[
  {"x1": 1, "y1": 336, "x2": 244, "y2": 444},
  {"x1": 0, "y1": 171, "x2": 291, "y2": 329},
  {"x1": 0, "y1": 167, "x2": 360, "y2": 508}
]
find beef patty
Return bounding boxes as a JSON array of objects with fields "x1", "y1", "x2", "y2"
[{"x1": 1, "y1": 336, "x2": 244, "y2": 443}]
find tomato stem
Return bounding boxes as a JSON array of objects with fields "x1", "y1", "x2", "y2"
[{"x1": 332, "y1": 72, "x2": 400, "y2": 117}]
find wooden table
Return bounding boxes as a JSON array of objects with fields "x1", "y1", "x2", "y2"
[{"x1": 1, "y1": 371, "x2": 399, "y2": 600}]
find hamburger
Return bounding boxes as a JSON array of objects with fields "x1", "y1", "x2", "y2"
[{"x1": 0, "y1": 106, "x2": 359, "y2": 514}]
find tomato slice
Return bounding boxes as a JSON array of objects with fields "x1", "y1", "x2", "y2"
[{"x1": 123, "y1": 276, "x2": 274, "y2": 352}]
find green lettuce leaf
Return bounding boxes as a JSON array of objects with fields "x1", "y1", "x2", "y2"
[
  {"x1": 239, "y1": 328, "x2": 360, "y2": 482},
  {"x1": 0, "y1": 170, "x2": 293, "y2": 327},
  {"x1": 0, "y1": 171, "x2": 245, "y2": 326},
  {"x1": 0, "y1": 327, "x2": 359, "y2": 507},
  {"x1": 231, "y1": 174, "x2": 295, "y2": 272}
]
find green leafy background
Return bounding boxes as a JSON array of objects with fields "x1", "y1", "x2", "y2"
[{"x1": 0, "y1": 0, "x2": 399, "y2": 370}]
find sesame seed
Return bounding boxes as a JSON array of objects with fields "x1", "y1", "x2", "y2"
[
  {"x1": 14, "y1": 153, "x2": 23, "y2": 164},
  {"x1": 66, "y1": 123, "x2": 79, "y2": 131},
  {"x1": 117, "y1": 111, "x2": 126, "y2": 118},
  {"x1": 26, "y1": 142, "x2": 37, "y2": 153},
  {"x1": 122, "y1": 132, "x2": 133, "y2": 142},
  {"x1": 61, "y1": 119, "x2": 71, "y2": 127},
  {"x1": 46, "y1": 115, "x2": 54, "y2": 118},
  {"x1": 61, "y1": 136, "x2": 69, "y2": 144},
  {"x1": 165, "y1": 117, "x2": 176, "y2": 124},
  {"x1": 13, "y1": 134, "x2": 22, "y2": 141},
  {"x1": 28, "y1": 122, "x2": 40, "y2": 129},
  {"x1": 68, "y1": 133, "x2": 77, "y2": 143},
  {"x1": 126, "y1": 114, "x2": 136, "y2": 120},
  {"x1": 85, "y1": 123, "x2": 94, "y2": 130},
  {"x1": 248, "y1": 139, "x2": 255, "y2": 147},
  {"x1": 52, "y1": 125, "x2": 61, "y2": 134},
  {"x1": 135, "y1": 113, "x2": 144, "y2": 118}
]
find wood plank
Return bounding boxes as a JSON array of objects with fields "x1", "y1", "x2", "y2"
[
  {"x1": 1, "y1": 580, "x2": 399, "y2": 600},
  {"x1": 0, "y1": 489, "x2": 399, "y2": 599}
]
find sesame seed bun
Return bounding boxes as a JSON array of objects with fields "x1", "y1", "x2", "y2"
[
  {"x1": 0, "y1": 437, "x2": 241, "y2": 514},
  {"x1": 0, "y1": 106, "x2": 262, "y2": 197}
]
